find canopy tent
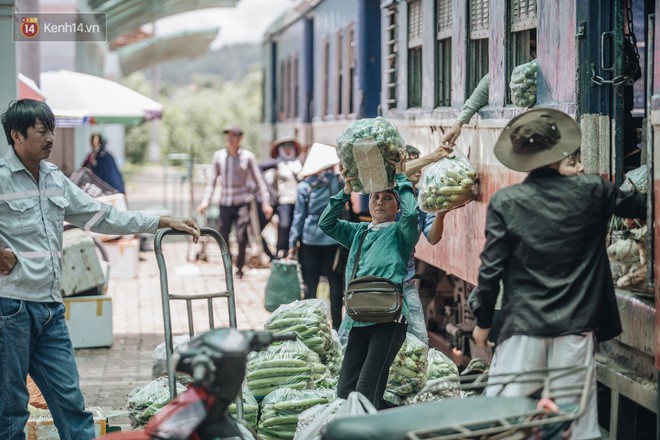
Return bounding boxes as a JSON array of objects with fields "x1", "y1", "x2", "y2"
[
  {"x1": 19, "y1": 73, "x2": 90, "y2": 127},
  {"x1": 117, "y1": 28, "x2": 219, "y2": 76},
  {"x1": 40, "y1": 70, "x2": 163, "y2": 126},
  {"x1": 18, "y1": 73, "x2": 45, "y2": 101}
]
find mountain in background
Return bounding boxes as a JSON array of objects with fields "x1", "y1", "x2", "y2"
[{"x1": 155, "y1": 43, "x2": 263, "y2": 85}]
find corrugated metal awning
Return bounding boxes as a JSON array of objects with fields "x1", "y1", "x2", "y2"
[
  {"x1": 84, "y1": 0, "x2": 239, "y2": 41},
  {"x1": 116, "y1": 28, "x2": 219, "y2": 76}
]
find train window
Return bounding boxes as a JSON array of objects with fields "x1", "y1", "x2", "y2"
[
  {"x1": 279, "y1": 61, "x2": 286, "y2": 121},
  {"x1": 336, "y1": 30, "x2": 344, "y2": 116},
  {"x1": 321, "y1": 38, "x2": 329, "y2": 118},
  {"x1": 408, "y1": 0, "x2": 423, "y2": 108},
  {"x1": 435, "y1": 0, "x2": 452, "y2": 107},
  {"x1": 293, "y1": 55, "x2": 299, "y2": 118},
  {"x1": 468, "y1": 0, "x2": 489, "y2": 96},
  {"x1": 507, "y1": 0, "x2": 537, "y2": 105},
  {"x1": 348, "y1": 25, "x2": 355, "y2": 115},
  {"x1": 385, "y1": 4, "x2": 399, "y2": 110}
]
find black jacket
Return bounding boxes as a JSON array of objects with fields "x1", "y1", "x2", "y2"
[{"x1": 471, "y1": 169, "x2": 646, "y2": 343}]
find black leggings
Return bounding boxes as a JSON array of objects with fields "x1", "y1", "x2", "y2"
[
  {"x1": 299, "y1": 244, "x2": 344, "y2": 329},
  {"x1": 337, "y1": 322, "x2": 407, "y2": 409}
]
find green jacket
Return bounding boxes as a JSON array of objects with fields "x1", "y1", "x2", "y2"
[{"x1": 319, "y1": 174, "x2": 420, "y2": 327}]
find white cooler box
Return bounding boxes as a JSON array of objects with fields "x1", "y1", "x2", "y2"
[
  {"x1": 63, "y1": 295, "x2": 113, "y2": 348},
  {"x1": 103, "y1": 238, "x2": 140, "y2": 278},
  {"x1": 61, "y1": 228, "x2": 105, "y2": 297}
]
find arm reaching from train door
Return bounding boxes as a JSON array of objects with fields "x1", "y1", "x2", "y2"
[{"x1": 442, "y1": 74, "x2": 489, "y2": 146}]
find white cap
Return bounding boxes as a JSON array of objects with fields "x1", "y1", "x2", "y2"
[{"x1": 298, "y1": 142, "x2": 339, "y2": 178}]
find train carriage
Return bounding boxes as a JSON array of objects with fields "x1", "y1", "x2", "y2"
[{"x1": 263, "y1": 1, "x2": 659, "y2": 436}]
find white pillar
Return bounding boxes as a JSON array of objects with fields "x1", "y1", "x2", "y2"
[{"x1": 0, "y1": 0, "x2": 17, "y2": 155}]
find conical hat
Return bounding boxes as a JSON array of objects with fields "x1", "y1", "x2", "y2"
[{"x1": 298, "y1": 142, "x2": 339, "y2": 178}]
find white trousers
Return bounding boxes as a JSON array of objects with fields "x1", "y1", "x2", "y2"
[{"x1": 486, "y1": 333, "x2": 599, "y2": 440}]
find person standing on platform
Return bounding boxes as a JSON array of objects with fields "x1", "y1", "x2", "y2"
[
  {"x1": 0, "y1": 99, "x2": 200, "y2": 440},
  {"x1": 197, "y1": 126, "x2": 273, "y2": 279},
  {"x1": 470, "y1": 108, "x2": 646, "y2": 439}
]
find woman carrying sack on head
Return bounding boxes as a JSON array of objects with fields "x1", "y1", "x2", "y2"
[{"x1": 318, "y1": 152, "x2": 419, "y2": 409}]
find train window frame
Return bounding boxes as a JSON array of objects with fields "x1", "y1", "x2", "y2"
[
  {"x1": 336, "y1": 29, "x2": 344, "y2": 117},
  {"x1": 321, "y1": 37, "x2": 329, "y2": 119},
  {"x1": 384, "y1": 3, "x2": 399, "y2": 111},
  {"x1": 507, "y1": 0, "x2": 537, "y2": 106},
  {"x1": 468, "y1": 0, "x2": 489, "y2": 97},
  {"x1": 347, "y1": 23, "x2": 356, "y2": 117},
  {"x1": 407, "y1": 0, "x2": 423, "y2": 108},
  {"x1": 435, "y1": 0, "x2": 452, "y2": 108}
]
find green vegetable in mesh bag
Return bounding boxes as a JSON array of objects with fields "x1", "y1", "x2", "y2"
[
  {"x1": 336, "y1": 117, "x2": 405, "y2": 193},
  {"x1": 510, "y1": 59, "x2": 538, "y2": 107},
  {"x1": 417, "y1": 153, "x2": 477, "y2": 213},
  {"x1": 620, "y1": 165, "x2": 648, "y2": 193}
]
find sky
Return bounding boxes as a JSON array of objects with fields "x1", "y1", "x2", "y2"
[{"x1": 153, "y1": 0, "x2": 293, "y2": 49}]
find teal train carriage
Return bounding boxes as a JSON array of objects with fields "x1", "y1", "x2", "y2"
[{"x1": 262, "y1": 1, "x2": 659, "y2": 436}]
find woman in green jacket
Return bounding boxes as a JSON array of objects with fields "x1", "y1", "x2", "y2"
[{"x1": 318, "y1": 156, "x2": 420, "y2": 408}]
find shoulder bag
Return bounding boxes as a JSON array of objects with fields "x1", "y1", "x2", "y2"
[{"x1": 344, "y1": 231, "x2": 402, "y2": 323}]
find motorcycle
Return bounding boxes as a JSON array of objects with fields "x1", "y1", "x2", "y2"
[{"x1": 97, "y1": 328, "x2": 296, "y2": 440}]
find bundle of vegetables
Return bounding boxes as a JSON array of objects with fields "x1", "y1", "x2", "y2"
[
  {"x1": 385, "y1": 333, "x2": 428, "y2": 399},
  {"x1": 460, "y1": 357, "x2": 490, "y2": 397},
  {"x1": 258, "y1": 388, "x2": 334, "y2": 440},
  {"x1": 294, "y1": 392, "x2": 378, "y2": 440},
  {"x1": 265, "y1": 299, "x2": 339, "y2": 375},
  {"x1": 510, "y1": 59, "x2": 538, "y2": 107},
  {"x1": 228, "y1": 385, "x2": 260, "y2": 431},
  {"x1": 336, "y1": 117, "x2": 405, "y2": 193},
  {"x1": 418, "y1": 154, "x2": 477, "y2": 213},
  {"x1": 127, "y1": 377, "x2": 186, "y2": 427},
  {"x1": 404, "y1": 349, "x2": 460, "y2": 404},
  {"x1": 620, "y1": 165, "x2": 648, "y2": 193},
  {"x1": 246, "y1": 339, "x2": 325, "y2": 398}
]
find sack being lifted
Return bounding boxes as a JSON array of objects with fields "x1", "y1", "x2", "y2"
[
  {"x1": 417, "y1": 150, "x2": 477, "y2": 213},
  {"x1": 336, "y1": 117, "x2": 405, "y2": 193}
]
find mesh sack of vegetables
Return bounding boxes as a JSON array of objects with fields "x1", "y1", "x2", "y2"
[
  {"x1": 294, "y1": 391, "x2": 377, "y2": 440},
  {"x1": 258, "y1": 388, "x2": 334, "y2": 440},
  {"x1": 246, "y1": 339, "x2": 323, "y2": 399},
  {"x1": 127, "y1": 376, "x2": 186, "y2": 427},
  {"x1": 266, "y1": 299, "x2": 339, "y2": 375},
  {"x1": 417, "y1": 151, "x2": 477, "y2": 213},
  {"x1": 405, "y1": 349, "x2": 460, "y2": 403},
  {"x1": 385, "y1": 333, "x2": 428, "y2": 399},
  {"x1": 229, "y1": 384, "x2": 260, "y2": 431},
  {"x1": 509, "y1": 59, "x2": 538, "y2": 107},
  {"x1": 620, "y1": 165, "x2": 648, "y2": 193},
  {"x1": 265, "y1": 260, "x2": 304, "y2": 312},
  {"x1": 336, "y1": 117, "x2": 405, "y2": 193}
]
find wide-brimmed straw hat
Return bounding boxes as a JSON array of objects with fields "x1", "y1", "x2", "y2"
[
  {"x1": 494, "y1": 108, "x2": 581, "y2": 172},
  {"x1": 271, "y1": 136, "x2": 301, "y2": 159},
  {"x1": 298, "y1": 142, "x2": 339, "y2": 178}
]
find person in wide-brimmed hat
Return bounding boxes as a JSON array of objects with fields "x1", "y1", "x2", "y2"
[
  {"x1": 469, "y1": 108, "x2": 646, "y2": 439},
  {"x1": 260, "y1": 136, "x2": 303, "y2": 258}
]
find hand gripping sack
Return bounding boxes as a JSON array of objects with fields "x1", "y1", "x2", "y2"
[
  {"x1": 344, "y1": 232, "x2": 402, "y2": 323},
  {"x1": 264, "y1": 260, "x2": 303, "y2": 312}
]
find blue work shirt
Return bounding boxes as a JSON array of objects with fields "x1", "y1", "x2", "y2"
[{"x1": 0, "y1": 148, "x2": 159, "y2": 302}]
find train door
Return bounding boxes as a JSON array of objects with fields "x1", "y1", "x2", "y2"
[{"x1": 580, "y1": 0, "x2": 657, "y2": 437}]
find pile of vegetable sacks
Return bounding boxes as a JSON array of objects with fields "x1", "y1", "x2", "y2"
[
  {"x1": 418, "y1": 154, "x2": 477, "y2": 213},
  {"x1": 405, "y1": 349, "x2": 460, "y2": 404},
  {"x1": 126, "y1": 377, "x2": 186, "y2": 427},
  {"x1": 336, "y1": 117, "x2": 405, "y2": 193},
  {"x1": 510, "y1": 59, "x2": 538, "y2": 107},
  {"x1": 384, "y1": 333, "x2": 428, "y2": 404},
  {"x1": 258, "y1": 388, "x2": 334, "y2": 440},
  {"x1": 228, "y1": 385, "x2": 260, "y2": 432},
  {"x1": 265, "y1": 299, "x2": 342, "y2": 375},
  {"x1": 246, "y1": 339, "x2": 330, "y2": 399}
]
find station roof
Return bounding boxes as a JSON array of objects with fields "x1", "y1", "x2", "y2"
[
  {"x1": 116, "y1": 28, "x2": 219, "y2": 76},
  {"x1": 86, "y1": 0, "x2": 239, "y2": 42}
]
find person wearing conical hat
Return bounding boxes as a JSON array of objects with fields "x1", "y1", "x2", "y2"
[
  {"x1": 469, "y1": 108, "x2": 646, "y2": 439},
  {"x1": 261, "y1": 136, "x2": 303, "y2": 259},
  {"x1": 287, "y1": 142, "x2": 345, "y2": 329}
]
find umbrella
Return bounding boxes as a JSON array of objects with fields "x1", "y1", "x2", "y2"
[{"x1": 40, "y1": 70, "x2": 163, "y2": 126}]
